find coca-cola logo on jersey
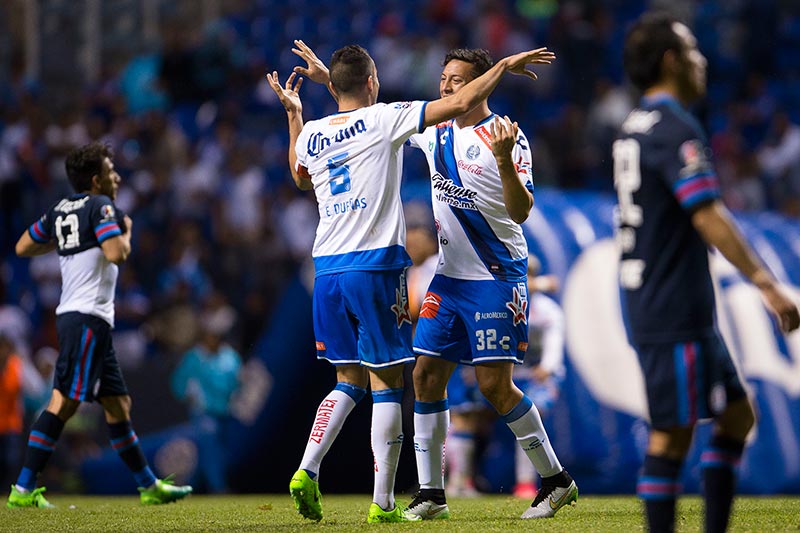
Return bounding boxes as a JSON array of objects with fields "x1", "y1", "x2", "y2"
[{"x1": 457, "y1": 160, "x2": 483, "y2": 175}]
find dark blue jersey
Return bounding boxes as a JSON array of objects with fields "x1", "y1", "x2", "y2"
[
  {"x1": 613, "y1": 94, "x2": 720, "y2": 343},
  {"x1": 27, "y1": 193, "x2": 125, "y2": 325},
  {"x1": 29, "y1": 193, "x2": 124, "y2": 255}
]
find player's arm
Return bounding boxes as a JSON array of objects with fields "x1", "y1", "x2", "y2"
[
  {"x1": 490, "y1": 115, "x2": 533, "y2": 223},
  {"x1": 691, "y1": 200, "x2": 799, "y2": 332},
  {"x1": 266, "y1": 70, "x2": 313, "y2": 191},
  {"x1": 15, "y1": 231, "x2": 56, "y2": 257},
  {"x1": 101, "y1": 215, "x2": 132, "y2": 264},
  {"x1": 291, "y1": 39, "x2": 338, "y2": 103},
  {"x1": 422, "y1": 48, "x2": 555, "y2": 128}
]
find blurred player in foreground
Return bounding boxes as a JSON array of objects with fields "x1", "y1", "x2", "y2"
[
  {"x1": 7, "y1": 143, "x2": 192, "y2": 509},
  {"x1": 269, "y1": 42, "x2": 555, "y2": 523},
  {"x1": 616, "y1": 13, "x2": 799, "y2": 533}
]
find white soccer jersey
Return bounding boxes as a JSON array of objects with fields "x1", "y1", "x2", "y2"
[
  {"x1": 296, "y1": 101, "x2": 428, "y2": 275},
  {"x1": 57, "y1": 249, "x2": 119, "y2": 325},
  {"x1": 409, "y1": 115, "x2": 534, "y2": 281}
]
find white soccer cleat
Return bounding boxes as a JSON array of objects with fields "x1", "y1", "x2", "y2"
[
  {"x1": 405, "y1": 490, "x2": 451, "y2": 520},
  {"x1": 520, "y1": 479, "x2": 578, "y2": 519}
]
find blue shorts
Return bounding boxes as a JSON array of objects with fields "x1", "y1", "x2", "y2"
[
  {"x1": 54, "y1": 312, "x2": 128, "y2": 402},
  {"x1": 313, "y1": 269, "x2": 414, "y2": 368},
  {"x1": 635, "y1": 334, "x2": 747, "y2": 429},
  {"x1": 413, "y1": 275, "x2": 529, "y2": 365}
]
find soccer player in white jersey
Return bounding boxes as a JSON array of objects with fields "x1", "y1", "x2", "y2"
[
  {"x1": 401, "y1": 48, "x2": 577, "y2": 521},
  {"x1": 267, "y1": 42, "x2": 555, "y2": 523},
  {"x1": 7, "y1": 143, "x2": 192, "y2": 509}
]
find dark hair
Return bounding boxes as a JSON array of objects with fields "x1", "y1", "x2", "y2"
[
  {"x1": 443, "y1": 48, "x2": 494, "y2": 79},
  {"x1": 329, "y1": 45, "x2": 374, "y2": 94},
  {"x1": 65, "y1": 142, "x2": 112, "y2": 192},
  {"x1": 623, "y1": 12, "x2": 684, "y2": 92}
]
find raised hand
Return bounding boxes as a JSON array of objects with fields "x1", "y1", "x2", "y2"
[
  {"x1": 266, "y1": 71, "x2": 304, "y2": 114},
  {"x1": 502, "y1": 47, "x2": 556, "y2": 80},
  {"x1": 489, "y1": 115, "x2": 519, "y2": 159},
  {"x1": 291, "y1": 39, "x2": 330, "y2": 85}
]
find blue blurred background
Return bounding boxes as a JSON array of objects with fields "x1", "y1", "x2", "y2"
[{"x1": 0, "y1": 0, "x2": 799, "y2": 495}]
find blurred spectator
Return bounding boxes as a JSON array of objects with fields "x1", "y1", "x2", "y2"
[
  {"x1": 757, "y1": 112, "x2": 800, "y2": 214},
  {"x1": 171, "y1": 303, "x2": 242, "y2": 493},
  {"x1": 0, "y1": 334, "x2": 23, "y2": 489}
]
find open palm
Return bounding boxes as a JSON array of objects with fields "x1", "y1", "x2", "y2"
[{"x1": 266, "y1": 71, "x2": 304, "y2": 113}]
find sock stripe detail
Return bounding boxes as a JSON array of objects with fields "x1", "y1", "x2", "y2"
[
  {"x1": 414, "y1": 399, "x2": 449, "y2": 414},
  {"x1": 700, "y1": 448, "x2": 741, "y2": 469},
  {"x1": 28, "y1": 431, "x2": 57, "y2": 451},
  {"x1": 111, "y1": 431, "x2": 140, "y2": 452},
  {"x1": 334, "y1": 382, "x2": 367, "y2": 403},
  {"x1": 637, "y1": 476, "x2": 682, "y2": 500},
  {"x1": 501, "y1": 395, "x2": 533, "y2": 424},
  {"x1": 372, "y1": 388, "x2": 404, "y2": 403}
]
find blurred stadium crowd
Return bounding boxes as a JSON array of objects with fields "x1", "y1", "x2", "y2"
[{"x1": 1, "y1": 0, "x2": 800, "y2": 491}]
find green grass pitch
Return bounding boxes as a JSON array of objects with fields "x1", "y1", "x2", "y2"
[{"x1": 2, "y1": 494, "x2": 799, "y2": 532}]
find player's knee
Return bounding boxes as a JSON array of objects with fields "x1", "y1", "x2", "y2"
[{"x1": 100, "y1": 395, "x2": 132, "y2": 421}]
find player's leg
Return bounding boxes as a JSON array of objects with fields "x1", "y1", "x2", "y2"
[
  {"x1": 291, "y1": 364, "x2": 368, "y2": 521},
  {"x1": 8, "y1": 312, "x2": 89, "y2": 509},
  {"x1": 635, "y1": 341, "x2": 702, "y2": 533},
  {"x1": 475, "y1": 362, "x2": 576, "y2": 519},
  {"x1": 7, "y1": 389, "x2": 78, "y2": 509},
  {"x1": 340, "y1": 269, "x2": 418, "y2": 523},
  {"x1": 514, "y1": 377, "x2": 559, "y2": 499},
  {"x1": 699, "y1": 337, "x2": 753, "y2": 533},
  {"x1": 290, "y1": 273, "x2": 369, "y2": 519},
  {"x1": 365, "y1": 364, "x2": 416, "y2": 523}
]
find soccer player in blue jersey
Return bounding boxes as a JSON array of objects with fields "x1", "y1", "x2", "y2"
[
  {"x1": 286, "y1": 44, "x2": 575, "y2": 522},
  {"x1": 615, "y1": 13, "x2": 799, "y2": 533},
  {"x1": 7, "y1": 143, "x2": 192, "y2": 509},
  {"x1": 268, "y1": 42, "x2": 554, "y2": 523}
]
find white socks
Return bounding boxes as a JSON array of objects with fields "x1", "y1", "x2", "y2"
[
  {"x1": 413, "y1": 400, "x2": 449, "y2": 489},
  {"x1": 503, "y1": 396, "x2": 562, "y2": 478}
]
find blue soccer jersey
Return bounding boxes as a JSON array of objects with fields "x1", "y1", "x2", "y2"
[
  {"x1": 613, "y1": 94, "x2": 720, "y2": 344},
  {"x1": 28, "y1": 193, "x2": 125, "y2": 326}
]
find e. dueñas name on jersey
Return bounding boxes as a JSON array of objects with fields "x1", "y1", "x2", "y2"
[
  {"x1": 408, "y1": 115, "x2": 534, "y2": 282},
  {"x1": 295, "y1": 101, "x2": 428, "y2": 276},
  {"x1": 27, "y1": 193, "x2": 124, "y2": 327}
]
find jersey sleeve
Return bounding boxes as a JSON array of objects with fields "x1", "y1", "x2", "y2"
[
  {"x1": 91, "y1": 197, "x2": 123, "y2": 244},
  {"x1": 512, "y1": 129, "x2": 535, "y2": 194},
  {"x1": 663, "y1": 130, "x2": 720, "y2": 211},
  {"x1": 28, "y1": 210, "x2": 53, "y2": 243},
  {"x1": 294, "y1": 126, "x2": 309, "y2": 175},
  {"x1": 376, "y1": 101, "x2": 429, "y2": 146}
]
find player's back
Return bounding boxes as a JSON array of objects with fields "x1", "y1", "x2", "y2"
[
  {"x1": 296, "y1": 101, "x2": 427, "y2": 276},
  {"x1": 613, "y1": 96, "x2": 717, "y2": 344},
  {"x1": 30, "y1": 193, "x2": 124, "y2": 326}
]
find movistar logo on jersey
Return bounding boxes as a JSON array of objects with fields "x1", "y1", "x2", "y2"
[
  {"x1": 307, "y1": 119, "x2": 368, "y2": 157},
  {"x1": 432, "y1": 172, "x2": 478, "y2": 210}
]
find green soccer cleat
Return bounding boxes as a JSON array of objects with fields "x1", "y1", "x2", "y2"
[
  {"x1": 138, "y1": 477, "x2": 193, "y2": 505},
  {"x1": 367, "y1": 502, "x2": 422, "y2": 523},
  {"x1": 7, "y1": 486, "x2": 55, "y2": 509},
  {"x1": 289, "y1": 469, "x2": 323, "y2": 521}
]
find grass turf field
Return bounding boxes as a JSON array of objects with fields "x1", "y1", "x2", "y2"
[{"x1": 2, "y1": 494, "x2": 799, "y2": 532}]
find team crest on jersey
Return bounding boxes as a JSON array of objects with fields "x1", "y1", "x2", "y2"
[
  {"x1": 679, "y1": 139, "x2": 709, "y2": 173},
  {"x1": 505, "y1": 286, "x2": 528, "y2": 326},
  {"x1": 466, "y1": 144, "x2": 481, "y2": 159},
  {"x1": 514, "y1": 155, "x2": 531, "y2": 176},
  {"x1": 420, "y1": 292, "x2": 442, "y2": 319},
  {"x1": 100, "y1": 204, "x2": 115, "y2": 222},
  {"x1": 391, "y1": 281, "x2": 412, "y2": 327}
]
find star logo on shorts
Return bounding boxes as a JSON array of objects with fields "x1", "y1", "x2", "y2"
[
  {"x1": 505, "y1": 287, "x2": 528, "y2": 326},
  {"x1": 391, "y1": 288, "x2": 412, "y2": 328}
]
